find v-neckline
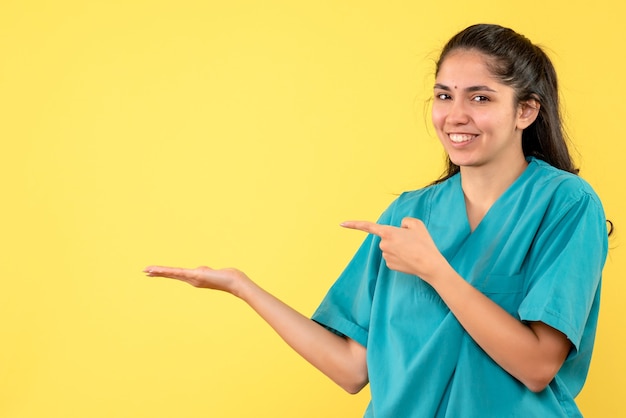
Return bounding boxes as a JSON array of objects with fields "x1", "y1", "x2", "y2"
[{"x1": 457, "y1": 158, "x2": 536, "y2": 235}]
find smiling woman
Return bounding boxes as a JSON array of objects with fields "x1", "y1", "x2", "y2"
[
  {"x1": 432, "y1": 50, "x2": 538, "y2": 193},
  {"x1": 146, "y1": 24, "x2": 609, "y2": 417},
  {"x1": 432, "y1": 24, "x2": 578, "y2": 184}
]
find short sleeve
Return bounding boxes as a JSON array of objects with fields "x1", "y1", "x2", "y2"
[
  {"x1": 518, "y1": 187, "x2": 608, "y2": 354},
  {"x1": 311, "y1": 201, "x2": 397, "y2": 347}
]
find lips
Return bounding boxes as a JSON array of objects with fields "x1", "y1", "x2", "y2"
[{"x1": 448, "y1": 133, "x2": 477, "y2": 143}]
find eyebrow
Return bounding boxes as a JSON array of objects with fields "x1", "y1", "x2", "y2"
[{"x1": 434, "y1": 83, "x2": 498, "y2": 93}]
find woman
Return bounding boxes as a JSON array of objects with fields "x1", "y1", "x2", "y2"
[{"x1": 145, "y1": 24, "x2": 609, "y2": 417}]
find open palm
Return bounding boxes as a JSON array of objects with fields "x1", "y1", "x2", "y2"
[{"x1": 144, "y1": 265, "x2": 248, "y2": 293}]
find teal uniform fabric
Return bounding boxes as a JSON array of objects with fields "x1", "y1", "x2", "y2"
[{"x1": 312, "y1": 158, "x2": 608, "y2": 417}]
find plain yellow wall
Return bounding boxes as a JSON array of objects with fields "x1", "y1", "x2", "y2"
[{"x1": 1, "y1": 1, "x2": 624, "y2": 417}]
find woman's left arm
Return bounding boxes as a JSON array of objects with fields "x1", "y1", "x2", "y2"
[{"x1": 341, "y1": 217, "x2": 571, "y2": 393}]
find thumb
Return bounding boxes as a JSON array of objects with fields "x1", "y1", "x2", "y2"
[{"x1": 400, "y1": 217, "x2": 421, "y2": 229}]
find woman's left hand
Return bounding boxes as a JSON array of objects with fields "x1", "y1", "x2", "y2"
[{"x1": 341, "y1": 217, "x2": 447, "y2": 282}]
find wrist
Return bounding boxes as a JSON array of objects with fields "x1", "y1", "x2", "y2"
[
  {"x1": 231, "y1": 273, "x2": 258, "y2": 301},
  {"x1": 420, "y1": 256, "x2": 453, "y2": 286}
]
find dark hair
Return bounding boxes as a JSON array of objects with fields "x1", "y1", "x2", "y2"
[{"x1": 433, "y1": 23, "x2": 578, "y2": 183}]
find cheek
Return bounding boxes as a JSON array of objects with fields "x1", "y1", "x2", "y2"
[
  {"x1": 480, "y1": 110, "x2": 517, "y2": 133},
  {"x1": 431, "y1": 105, "x2": 451, "y2": 145},
  {"x1": 431, "y1": 105, "x2": 446, "y2": 130}
]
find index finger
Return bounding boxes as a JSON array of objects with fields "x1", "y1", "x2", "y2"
[
  {"x1": 143, "y1": 265, "x2": 196, "y2": 280},
  {"x1": 341, "y1": 220, "x2": 388, "y2": 237}
]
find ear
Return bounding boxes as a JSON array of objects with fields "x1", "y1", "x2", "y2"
[{"x1": 516, "y1": 98, "x2": 540, "y2": 130}]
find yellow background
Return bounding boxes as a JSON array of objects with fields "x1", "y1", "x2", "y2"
[{"x1": 1, "y1": 1, "x2": 624, "y2": 417}]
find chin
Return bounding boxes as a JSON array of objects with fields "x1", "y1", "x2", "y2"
[{"x1": 448, "y1": 155, "x2": 479, "y2": 168}]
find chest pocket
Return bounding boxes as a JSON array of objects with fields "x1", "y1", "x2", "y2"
[
  {"x1": 475, "y1": 273, "x2": 525, "y2": 316},
  {"x1": 476, "y1": 273, "x2": 525, "y2": 294}
]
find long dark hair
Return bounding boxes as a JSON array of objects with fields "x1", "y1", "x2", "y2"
[{"x1": 433, "y1": 24, "x2": 577, "y2": 183}]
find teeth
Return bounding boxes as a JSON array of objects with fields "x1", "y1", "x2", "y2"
[{"x1": 449, "y1": 134, "x2": 475, "y2": 143}]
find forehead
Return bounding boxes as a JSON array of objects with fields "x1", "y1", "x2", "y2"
[{"x1": 435, "y1": 49, "x2": 500, "y2": 86}]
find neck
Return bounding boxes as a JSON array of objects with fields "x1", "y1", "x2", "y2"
[{"x1": 460, "y1": 156, "x2": 528, "y2": 230}]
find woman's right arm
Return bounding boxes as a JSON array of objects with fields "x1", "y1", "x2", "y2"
[{"x1": 144, "y1": 265, "x2": 369, "y2": 394}]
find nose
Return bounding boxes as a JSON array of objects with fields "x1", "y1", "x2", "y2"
[{"x1": 446, "y1": 98, "x2": 470, "y2": 125}]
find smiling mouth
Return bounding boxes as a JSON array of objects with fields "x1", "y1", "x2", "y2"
[{"x1": 448, "y1": 133, "x2": 477, "y2": 144}]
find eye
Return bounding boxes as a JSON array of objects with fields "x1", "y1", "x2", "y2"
[
  {"x1": 471, "y1": 95, "x2": 490, "y2": 103},
  {"x1": 435, "y1": 93, "x2": 451, "y2": 100}
]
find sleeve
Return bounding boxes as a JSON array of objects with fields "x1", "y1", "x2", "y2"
[
  {"x1": 517, "y1": 187, "x2": 609, "y2": 355},
  {"x1": 311, "y1": 200, "x2": 397, "y2": 347}
]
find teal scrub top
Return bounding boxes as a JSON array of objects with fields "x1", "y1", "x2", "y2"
[{"x1": 312, "y1": 158, "x2": 608, "y2": 417}]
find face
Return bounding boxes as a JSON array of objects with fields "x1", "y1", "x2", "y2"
[{"x1": 432, "y1": 49, "x2": 537, "y2": 172}]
